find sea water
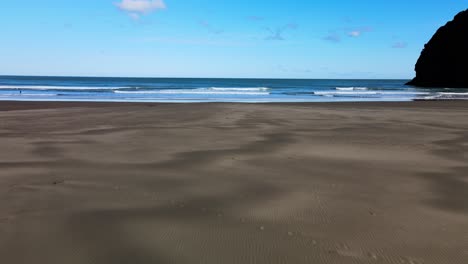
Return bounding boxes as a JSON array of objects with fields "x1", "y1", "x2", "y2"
[{"x1": 0, "y1": 76, "x2": 467, "y2": 103}]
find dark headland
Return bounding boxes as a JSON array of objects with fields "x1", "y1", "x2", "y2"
[{"x1": 407, "y1": 9, "x2": 468, "y2": 88}]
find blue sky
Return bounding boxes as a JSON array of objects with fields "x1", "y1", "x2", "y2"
[{"x1": 1, "y1": 0, "x2": 466, "y2": 79}]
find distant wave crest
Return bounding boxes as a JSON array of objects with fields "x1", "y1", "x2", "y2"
[
  {"x1": 315, "y1": 91, "x2": 431, "y2": 97},
  {"x1": 335, "y1": 87, "x2": 368, "y2": 91},
  {"x1": 210, "y1": 87, "x2": 270, "y2": 91},
  {"x1": 0, "y1": 93, "x2": 57, "y2": 96},
  {"x1": 114, "y1": 87, "x2": 270, "y2": 95},
  {"x1": 423, "y1": 92, "x2": 468, "y2": 100},
  {"x1": 0, "y1": 85, "x2": 125, "y2": 90}
]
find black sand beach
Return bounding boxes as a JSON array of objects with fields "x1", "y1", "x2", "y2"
[{"x1": 0, "y1": 101, "x2": 467, "y2": 264}]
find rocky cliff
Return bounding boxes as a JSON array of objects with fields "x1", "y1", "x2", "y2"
[{"x1": 407, "y1": 9, "x2": 468, "y2": 88}]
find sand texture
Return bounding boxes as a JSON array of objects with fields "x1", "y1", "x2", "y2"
[{"x1": 0, "y1": 101, "x2": 467, "y2": 264}]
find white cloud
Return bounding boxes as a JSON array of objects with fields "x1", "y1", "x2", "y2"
[
  {"x1": 346, "y1": 27, "x2": 372, "y2": 38},
  {"x1": 347, "y1": 31, "x2": 361, "y2": 37},
  {"x1": 116, "y1": 0, "x2": 166, "y2": 18}
]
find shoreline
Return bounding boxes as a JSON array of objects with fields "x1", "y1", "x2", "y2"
[{"x1": 1, "y1": 99, "x2": 468, "y2": 110}]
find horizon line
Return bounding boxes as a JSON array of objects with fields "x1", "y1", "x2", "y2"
[{"x1": 0, "y1": 74, "x2": 412, "y2": 81}]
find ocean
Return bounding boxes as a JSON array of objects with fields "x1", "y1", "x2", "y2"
[{"x1": 0, "y1": 76, "x2": 467, "y2": 103}]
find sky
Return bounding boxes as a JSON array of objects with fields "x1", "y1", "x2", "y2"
[{"x1": 0, "y1": 0, "x2": 467, "y2": 79}]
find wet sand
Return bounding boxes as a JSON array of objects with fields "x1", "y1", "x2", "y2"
[{"x1": 0, "y1": 101, "x2": 467, "y2": 264}]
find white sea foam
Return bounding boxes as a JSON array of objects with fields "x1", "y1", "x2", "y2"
[
  {"x1": 114, "y1": 87, "x2": 270, "y2": 95},
  {"x1": 315, "y1": 91, "x2": 431, "y2": 96},
  {"x1": 437, "y1": 92, "x2": 468, "y2": 95},
  {"x1": 210, "y1": 87, "x2": 270, "y2": 91},
  {"x1": 0, "y1": 85, "x2": 125, "y2": 90},
  {"x1": 335, "y1": 87, "x2": 368, "y2": 91},
  {"x1": 423, "y1": 92, "x2": 468, "y2": 100},
  {"x1": 0, "y1": 93, "x2": 57, "y2": 96}
]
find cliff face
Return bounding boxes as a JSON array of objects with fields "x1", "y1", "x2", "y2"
[{"x1": 407, "y1": 9, "x2": 468, "y2": 88}]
